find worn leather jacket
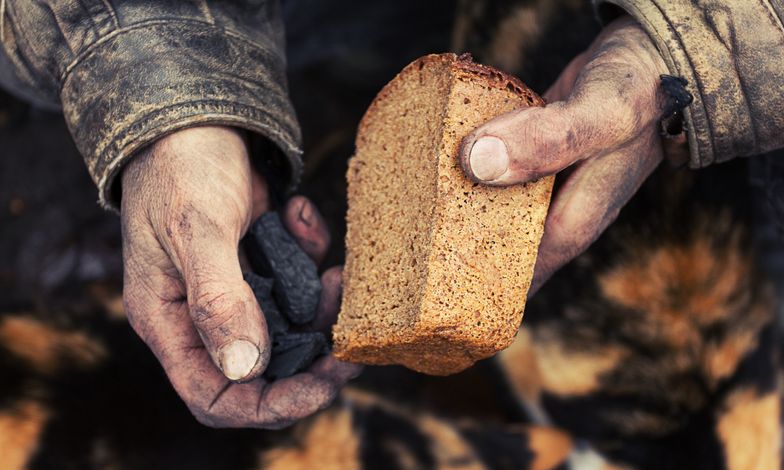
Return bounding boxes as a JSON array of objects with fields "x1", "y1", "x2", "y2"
[
  {"x1": 0, "y1": 0, "x2": 301, "y2": 210},
  {"x1": 1, "y1": 0, "x2": 783, "y2": 210}
]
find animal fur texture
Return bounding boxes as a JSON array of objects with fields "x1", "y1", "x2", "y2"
[{"x1": 0, "y1": 162, "x2": 777, "y2": 470}]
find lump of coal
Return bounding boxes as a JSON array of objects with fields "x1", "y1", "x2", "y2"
[
  {"x1": 264, "y1": 332, "x2": 329, "y2": 380},
  {"x1": 244, "y1": 212, "x2": 322, "y2": 324},
  {"x1": 242, "y1": 210, "x2": 332, "y2": 379},
  {"x1": 243, "y1": 272, "x2": 289, "y2": 336},
  {"x1": 245, "y1": 271, "x2": 329, "y2": 379}
]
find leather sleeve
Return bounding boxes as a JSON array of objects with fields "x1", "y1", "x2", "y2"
[
  {"x1": 0, "y1": 1, "x2": 302, "y2": 210},
  {"x1": 595, "y1": 0, "x2": 784, "y2": 168}
]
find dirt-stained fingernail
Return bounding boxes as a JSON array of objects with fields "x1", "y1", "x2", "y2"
[
  {"x1": 469, "y1": 136, "x2": 509, "y2": 181},
  {"x1": 219, "y1": 339, "x2": 260, "y2": 381}
]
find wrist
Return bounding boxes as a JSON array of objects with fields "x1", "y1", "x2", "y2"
[
  {"x1": 120, "y1": 126, "x2": 253, "y2": 232},
  {"x1": 122, "y1": 125, "x2": 249, "y2": 193}
]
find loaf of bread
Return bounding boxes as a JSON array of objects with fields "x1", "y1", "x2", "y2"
[{"x1": 333, "y1": 53, "x2": 554, "y2": 375}]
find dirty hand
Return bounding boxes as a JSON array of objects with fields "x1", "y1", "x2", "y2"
[
  {"x1": 121, "y1": 126, "x2": 360, "y2": 428},
  {"x1": 460, "y1": 17, "x2": 670, "y2": 293}
]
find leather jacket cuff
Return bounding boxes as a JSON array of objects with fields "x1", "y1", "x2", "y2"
[
  {"x1": 60, "y1": 20, "x2": 303, "y2": 211},
  {"x1": 596, "y1": 0, "x2": 784, "y2": 168}
]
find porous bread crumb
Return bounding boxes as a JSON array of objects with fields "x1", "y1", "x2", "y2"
[{"x1": 334, "y1": 53, "x2": 553, "y2": 375}]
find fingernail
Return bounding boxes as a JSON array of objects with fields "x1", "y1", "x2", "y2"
[
  {"x1": 469, "y1": 136, "x2": 509, "y2": 181},
  {"x1": 298, "y1": 199, "x2": 314, "y2": 227},
  {"x1": 219, "y1": 340, "x2": 260, "y2": 381}
]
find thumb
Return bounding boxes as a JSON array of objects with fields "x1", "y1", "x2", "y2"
[
  {"x1": 459, "y1": 101, "x2": 603, "y2": 185},
  {"x1": 169, "y1": 211, "x2": 270, "y2": 382},
  {"x1": 460, "y1": 53, "x2": 662, "y2": 186}
]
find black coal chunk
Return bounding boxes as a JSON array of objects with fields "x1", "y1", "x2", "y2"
[
  {"x1": 264, "y1": 332, "x2": 329, "y2": 380},
  {"x1": 244, "y1": 272, "x2": 290, "y2": 336},
  {"x1": 242, "y1": 210, "x2": 330, "y2": 380},
  {"x1": 244, "y1": 212, "x2": 322, "y2": 324}
]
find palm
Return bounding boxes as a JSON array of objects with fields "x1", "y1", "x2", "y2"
[{"x1": 121, "y1": 126, "x2": 359, "y2": 428}]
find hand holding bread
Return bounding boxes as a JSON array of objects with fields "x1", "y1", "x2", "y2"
[
  {"x1": 335, "y1": 16, "x2": 673, "y2": 375},
  {"x1": 460, "y1": 16, "x2": 672, "y2": 293},
  {"x1": 334, "y1": 54, "x2": 553, "y2": 374}
]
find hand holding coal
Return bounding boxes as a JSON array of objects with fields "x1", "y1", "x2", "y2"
[{"x1": 121, "y1": 127, "x2": 358, "y2": 428}]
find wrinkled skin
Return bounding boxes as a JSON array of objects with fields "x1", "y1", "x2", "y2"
[
  {"x1": 121, "y1": 126, "x2": 360, "y2": 428},
  {"x1": 118, "y1": 16, "x2": 672, "y2": 428},
  {"x1": 461, "y1": 17, "x2": 676, "y2": 293}
]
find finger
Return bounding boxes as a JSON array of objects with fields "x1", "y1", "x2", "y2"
[
  {"x1": 309, "y1": 354, "x2": 363, "y2": 384},
  {"x1": 310, "y1": 266, "x2": 343, "y2": 333},
  {"x1": 305, "y1": 266, "x2": 363, "y2": 380},
  {"x1": 124, "y1": 282, "x2": 338, "y2": 429},
  {"x1": 460, "y1": 41, "x2": 663, "y2": 186},
  {"x1": 167, "y1": 206, "x2": 270, "y2": 382},
  {"x1": 282, "y1": 196, "x2": 331, "y2": 266},
  {"x1": 123, "y1": 273, "x2": 241, "y2": 425},
  {"x1": 254, "y1": 371, "x2": 339, "y2": 429},
  {"x1": 251, "y1": 356, "x2": 361, "y2": 429},
  {"x1": 250, "y1": 169, "x2": 271, "y2": 221},
  {"x1": 528, "y1": 136, "x2": 662, "y2": 295},
  {"x1": 206, "y1": 359, "x2": 351, "y2": 429}
]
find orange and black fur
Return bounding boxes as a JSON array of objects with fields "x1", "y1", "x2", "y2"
[{"x1": 0, "y1": 0, "x2": 781, "y2": 468}]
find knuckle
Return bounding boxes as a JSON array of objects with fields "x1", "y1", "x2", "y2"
[
  {"x1": 160, "y1": 202, "x2": 237, "y2": 249},
  {"x1": 528, "y1": 109, "x2": 577, "y2": 167},
  {"x1": 321, "y1": 266, "x2": 343, "y2": 287},
  {"x1": 191, "y1": 408, "x2": 224, "y2": 428},
  {"x1": 160, "y1": 202, "x2": 197, "y2": 246},
  {"x1": 607, "y1": 97, "x2": 641, "y2": 137},
  {"x1": 186, "y1": 395, "x2": 238, "y2": 429},
  {"x1": 587, "y1": 61, "x2": 653, "y2": 126},
  {"x1": 318, "y1": 390, "x2": 339, "y2": 410}
]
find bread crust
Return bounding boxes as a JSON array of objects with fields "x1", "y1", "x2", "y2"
[
  {"x1": 356, "y1": 53, "x2": 543, "y2": 143},
  {"x1": 335, "y1": 53, "x2": 553, "y2": 375}
]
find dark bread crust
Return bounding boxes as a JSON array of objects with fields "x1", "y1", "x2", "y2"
[
  {"x1": 356, "y1": 53, "x2": 543, "y2": 144},
  {"x1": 452, "y1": 53, "x2": 543, "y2": 106}
]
